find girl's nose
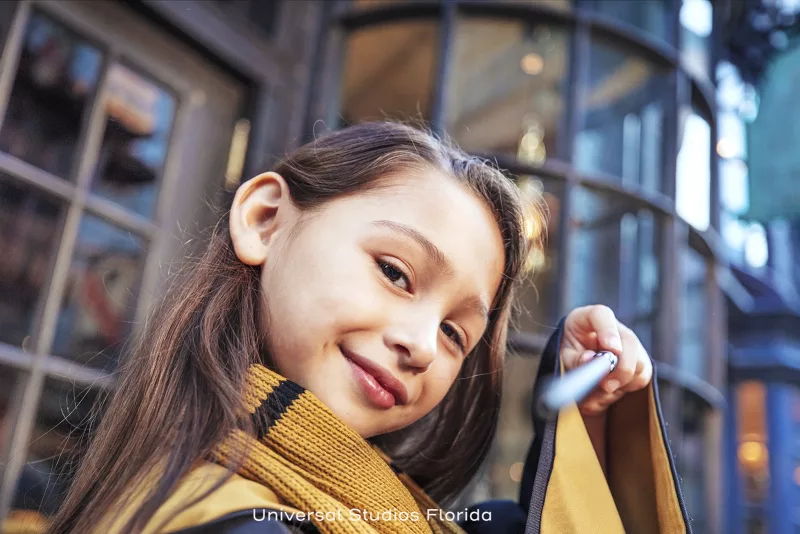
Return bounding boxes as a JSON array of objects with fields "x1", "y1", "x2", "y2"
[{"x1": 384, "y1": 319, "x2": 437, "y2": 373}]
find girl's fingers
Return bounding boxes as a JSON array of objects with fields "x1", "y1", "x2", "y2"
[
  {"x1": 579, "y1": 389, "x2": 625, "y2": 416},
  {"x1": 600, "y1": 323, "x2": 637, "y2": 393},
  {"x1": 624, "y1": 351, "x2": 653, "y2": 392},
  {"x1": 584, "y1": 305, "x2": 624, "y2": 354}
]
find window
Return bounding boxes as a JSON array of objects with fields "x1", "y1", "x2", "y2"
[
  {"x1": 446, "y1": 19, "x2": 569, "y2": 163},
  {"x1": 0, "y1": 11, "x2": 103, "y2": 179},
  {"x1": 677, "y1": 390, "x2": 709, "y2": 533},
  {"x1": 514, "y1": 177, "x2": 563, "y2": 334},
  {"x1": 737, "y1": 381, "x2": 769, "y2": 531},
  {"x1": 12, "y1": 376, "x2": 106, "y2": 517},
  {"x1": 575, "y1": 37, "x2": 668, "y2": 193},
  {"x1": 586, "y1": 0, "x2": 670, "y2": 43},
  {"x1": 678, "y1": 245, "x2": 708, "y2": 378},
  {"x1": 0, "y1": 174, "x2": 65, "y2": 348},
  {"x1": 568, "y1": 187, "x2": 661, "y2": 351},
  {"x1": 339, "y1": 21, "x2": 438, "y2": 124},
  {"x1": 90, "y1": 63, "x2": 176, "y2": 219},
  {"x1": 680, "y1": 0, "x2": 713, "y2": 78},
  {"x1": 676, "y1": 109, "x2": 711, "y2": 230},
  {"x1": 50, "y1": 215, "x2": 146, "y2": 372}
]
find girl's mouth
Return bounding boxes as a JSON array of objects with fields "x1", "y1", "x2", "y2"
[{"x1": 341, "y1": 347, "x2": 408, "y2": 410}]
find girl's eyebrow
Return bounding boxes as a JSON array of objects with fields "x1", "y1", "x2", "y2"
[
  {"x1": 371, "y1": 219, "x2": 490, "y2": 322},
  {"x1": 372, "y1": 219, "x2": 453, "y2": 275}
]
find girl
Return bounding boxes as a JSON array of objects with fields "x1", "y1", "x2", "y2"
[{"x1": 43, "y1": 122, "x2": 690, "y2": 534}]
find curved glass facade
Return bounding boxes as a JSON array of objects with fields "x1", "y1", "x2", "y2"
[{"x1": 316, "y1": 0, "x2": 725, "y2": 529}]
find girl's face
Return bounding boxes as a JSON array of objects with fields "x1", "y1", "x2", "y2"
[{"x1": 230, "y1": 169, "x2": 505, "y2": 438}]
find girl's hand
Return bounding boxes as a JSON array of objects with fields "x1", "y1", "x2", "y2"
[{"x1": 561, "y1": 305, "x2": 653, "y2": 417}]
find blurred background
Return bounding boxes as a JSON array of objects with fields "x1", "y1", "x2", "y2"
[{"x1": 0, "y1": 0, "x2": 796, "y2": 532}]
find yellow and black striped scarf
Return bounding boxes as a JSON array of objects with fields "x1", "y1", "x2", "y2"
[{"x1": 209, "y1": 363, "x2": 465, "y2": 534}]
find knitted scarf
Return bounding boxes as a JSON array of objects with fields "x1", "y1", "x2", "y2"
[{"x1": 209, "y1": 363, "x2": 466, "y2": 534}]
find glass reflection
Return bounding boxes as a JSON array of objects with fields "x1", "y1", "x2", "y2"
[
  {"x1": 0, "y1": 11, "x2": 103, "y2": 178},
  {"x1": 340, "y1": 22, "x2": 438, "y2": 124},
  {"x1": 514, "y1": 176, "x2": 562, "y2": 334},
  {"x1": 51, "y1": 215, "x2": 145, "y2": 371},
  {"x1": 0, "y1": 174, "x2": 65, "y2": 349},
  {"x1": 568, "y1": 188, "x2": 661, "y2": 346},
  {"x1": 91, "y1": 64, "x2": 176, "y2": 219},
  {"x1": 491, "y1": 352, "x2": 539, "y2": 500},
  {"x1": 446, "y1": 19, "x2": 568, "y2": 162},
  {"x1": 587, "y1": 0, "x2": 669, "y2": 42},
  {"x1": 736, "y1": 381, "x2": 769, "y2": 529},
  {"x1": 680, "y1": 0, "x2": 713, "y2": 78},
  {"x1": 677, "y1": 391, "x2": 708, "y2": 532},
  {"x1": 13, "y1": 377, "x2": 104, "y2": 518},
  {"x1": 576, "y1": 37, "x2": 667, "y2": 192},
  {"x1": 676, "y1": 111, "x2": 711, "y2": 230},
  {"x1": 678, "y1": 246, "x2": 707, "y2": 378}
]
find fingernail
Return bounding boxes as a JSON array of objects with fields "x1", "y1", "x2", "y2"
[
  {"x1": 605, "y1": 336, "x2": 622, "y2": 352},
  {"x1": 605, "y1": 379, "x2": 620, "y2": 393}
]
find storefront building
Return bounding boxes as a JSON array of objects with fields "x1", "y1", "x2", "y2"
[{"x1": 0, "y1": 0, "x2": 732, "y2": 532}]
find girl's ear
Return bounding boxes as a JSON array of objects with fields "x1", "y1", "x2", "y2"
[{"x1": 229, "y1": 171, "x2": 297, "y2": 266}]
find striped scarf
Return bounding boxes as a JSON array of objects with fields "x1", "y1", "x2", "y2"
[{"x1": 209, "y1": 363, "x2": 465, "y2": 534}]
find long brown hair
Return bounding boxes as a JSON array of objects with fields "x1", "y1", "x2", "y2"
[{"x1": 46, "y1": 122, "x2": 544, "y2": 533}]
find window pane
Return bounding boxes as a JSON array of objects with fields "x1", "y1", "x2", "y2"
[
  {"x1": 51, "y1": 215, "x2": 146, "y2": 371},
  {"x1": 90, "y1": 63, "x2": 176, "y2": 219},
  {"x1": 737, "y1": 381, "x2": 769, "y2": 528},
  {"x1": 0, "y1": 174, "x2": 65, "y2": 349},
  {"x1": 568, "y1": 188, "x2": 661, "y2": 349},
  {"x1": 446, "y1": 19, "x2": 568, "y2": 162},
  {"x1": 677, "y1": 390, "x2": 708, "y2": 533},
  {"x1": 339, "y1": 21, "x2": 438, "y2": 124},
  {"x1": 680, "y1": 0, "x2": 713, "y2": 78},
  {"x1": 586, "y1": 0, "x2": 670, "y2": 43},
  {"x1": 514, "y1": 177, "x2": 563, "y2": 334},
  {"x1": 677, "y1": 110, "x2": 711, "y2": 230},
  {"x1": 678, "y1": 245, "x2": 708, "y2": 378},
  {"x1": 0, "y1": 11, "x2": 103, "y2": 178},
  {"x1": 490, "y1": 351, "x2": 539, "y2": 500},
  {"x1": 576, "y1": 37, "x2": 667, "y2": 193},
  {"x1": 11, "y1": 376, "x2": 104, "y2": 521}
]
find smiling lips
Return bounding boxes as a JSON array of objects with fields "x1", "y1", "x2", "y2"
[{"x1": 342, "y1": 348, "x2": 409, "y2": 410}]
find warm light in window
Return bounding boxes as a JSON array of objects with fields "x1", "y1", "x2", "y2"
[
  {"x1": 509, "y1": 462, "x2": 524, "y2": 483},
  {"x1": 520, "y1": 53, "x2": 544, "y2": 75},
  {"x1": 738, "y1": 440, "x2": 767, "y2": 468},
  {"x1": 794, "y1": 466, "x2": 800, "y2": 486}
]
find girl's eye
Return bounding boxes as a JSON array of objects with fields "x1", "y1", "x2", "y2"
[
  {"x1": 440, "y1": 323, "x2": 466, "y2": 353},
  {"x1": 377, "y1": 260, "x2": 410, "y2": 291}
]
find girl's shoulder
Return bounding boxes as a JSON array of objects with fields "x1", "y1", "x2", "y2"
[{"x1": 107, "y1": 461, "x2": 314, "y2": 534}]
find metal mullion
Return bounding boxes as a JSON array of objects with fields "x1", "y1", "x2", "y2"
[
  {"x1": 429, "y1": 0, "x2": 454, "y2": 134},
  {"x1": 554, "y1": 9, "x2": 590, "y2": 318},
  {"x1": 0, "y1": 152, "x2": 77, "y2": 202},
  {"x1": 0, "y1": 0, "x2": 30, "y2": 132},
  {"x1": 42, "y1": 354, "x2": 115, "y2": 390},
  {"x1": 0, "y1": 51, "x2": 115, "y2": 520},
  {"x1": 83, "y1": 194, "x2": 158, "y2": 240},
  {"x1": 0, "y1": 343, "x2": 35, "y2": 372}
]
